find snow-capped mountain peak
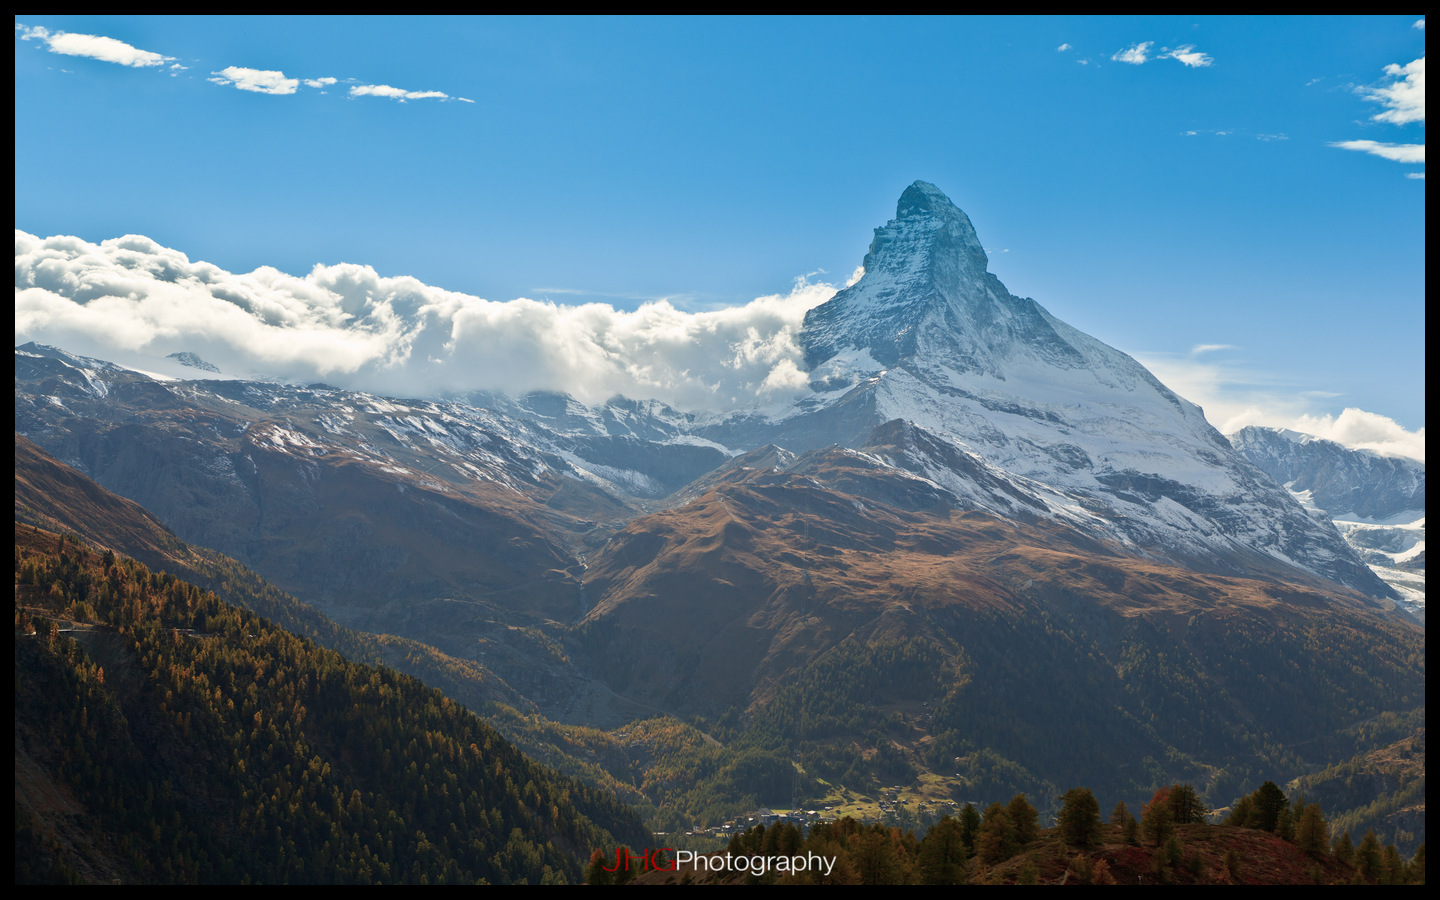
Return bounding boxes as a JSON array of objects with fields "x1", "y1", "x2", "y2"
[
  {"x1": 783, "y1": 183, "x2": 1395, "y2": 599},
  {"x1": 802, "y1": 180, "x2": 1092, "y2": 385}
]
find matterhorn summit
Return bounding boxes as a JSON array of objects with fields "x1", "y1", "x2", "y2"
[
  {"x1": 764, "y1": 182, "x2": 1392, "y2": 598},
  {"x1": 802, "y1": 180, "x2": 1003, "y2": 371}
]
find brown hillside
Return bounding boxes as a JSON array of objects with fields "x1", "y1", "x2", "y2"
[
  {"x1": 579, "y1": 453, "x2": 1408, "y2": 718},
  {"x1": 16, "y1": 432, "x2": 192, "y2": 573}
]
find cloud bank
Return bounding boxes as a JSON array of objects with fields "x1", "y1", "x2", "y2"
[
  {"x1": 16, "y1": 230, "x2": 1421, "y2": 458},
  {"x1": 13, "y1": 230, "x2": 835, "y2": 411}
]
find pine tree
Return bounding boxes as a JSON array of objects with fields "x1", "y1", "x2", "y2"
[
  {"x1": 1294, "y1": 803, "x2": 1328, "y2": 856},
  {"x1": 1141, "y1": 787, "x2": 1174, "y2": 846},
  {"x1": 1224, "y1": 794, "x2": 1256, "y2": 828},
  {"x1": 917, "y1": 816, "x2": 968, "y2": 885},
  {"x1": 1006, "y1": 794, "x2": 1040, "y2": 845},
  {"x1": 1110, "y1": 800, "x2": 1133, "y2": 829},
  {"x1": 1057, "y1": 787, "x2": 1102, "y2": 849},
  {"x1": 1165, "y1": 783, "x2": 1207, "y2": 825},
  {"x1": 1331, "y1": 830, "x2": 1355, "y2": 866},
  {"x1": 1122, "y1": 814, "x2": 1139, "y2": 845},
  {"x1": 1067, "y1": 852, "x2": 1094, "y2": 884},
  {"x1": 1223, "y1": 847, "x2": 1242, "y2": 881},
  {"x1": 1405, "y1": 842, "x2": 1425, "y2": 885},
  {"x1": 1356, "y1": 829, "x2": 1383, "y2": 882},
  {"x1": 958, "y1": 803, "x2": 981, "y2": 856},
  {"x1": 975, "y1": 803, "x2": 1018, "y2": 865},
  {"x1": 850, "y1": 827, "x2": 902, "y2": 886},
  {"x1": 1090, "y1": 857, "x2": 1117, "y2": 885},
  {"x1": 1381, "y1": 844, "x2": 1405, "y2": 886},
  {"x1": 1275, "y1": 804, "x2": 1295, "y2": 841},
  {"x1": 1252, "y1": 781, "x2": 1288, "y2": 833}
]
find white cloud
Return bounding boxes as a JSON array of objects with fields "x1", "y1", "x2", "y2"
[
  {"x1": 1284, "y1": 409, "x2": 1425, "y2": 462},
  {"x1": 1108, "y1": 41, "x2": 1212, "y2": 68},
  {"x1": 1332, "y1": 58, "x2": 1425, "y2": 174},
  {"x1": 1057, "y1": 43, "x2": 1072, "y2": 52},
  {"x1": 1414, "y1": 19, "x2": 1425, "y2": 30},
  {"x1": 1111, "y1": 41, "x2": 1152, "y2": 65},
  {"x1": 350, "y1": 84, "x2": 450, "y2": 102},
  {"x1": 1133, "y1": 349, "x2": 1423, "y2": 462},
  {"x1": 1406, "y1": 172, "x2": 1425, "y2": 179},
  {"x1": 209, "y1": 67, "x2": 300, "y2": 95},
  {"x1": 1328, "y1": 140, "x2": 1425, "y2": 163},
  {"x1": 13, "y1": 230, "x2": 838, "y2": 411},
  {"x1": 1223, "y1": 407, "x2": 1425, "y2": 463},
  {"x1": 1364, "y1": 57, "x2": 1424, "y2": 125},
  {"x1": 1162, "y1": 44, "x2": 1213, "y2": 68},
  {"x1": 18, "y1": 24, "x2": 473, "y2": 107},
  {"x1": 17, "y1": 24, "x2": 174, "y2": 68}
]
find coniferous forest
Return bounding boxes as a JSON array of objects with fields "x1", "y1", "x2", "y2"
[{"x1": 14, "y1": 527, "x2": 647, "y2": 884}]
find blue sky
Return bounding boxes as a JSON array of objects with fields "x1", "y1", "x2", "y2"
[{"x1": 14, "y1": 16, "x2": 1426, "y2": 455}]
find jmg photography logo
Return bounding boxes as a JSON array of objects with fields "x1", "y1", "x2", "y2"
[{"x1": 596, "y1": 847, "x2": 836, "y2": 879}]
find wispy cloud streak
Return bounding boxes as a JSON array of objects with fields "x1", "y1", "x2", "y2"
[{"x1": 17, "y1": 24, "x2": 175, "y2": 69}]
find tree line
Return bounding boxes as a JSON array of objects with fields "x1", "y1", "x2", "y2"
[{"x1": 590, "y1": 779, "x2": 1424, "y2": 885}]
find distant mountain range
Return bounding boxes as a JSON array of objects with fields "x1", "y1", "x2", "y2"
[
  {"x1": 1229, "y1": 425, "x2": 1424, "y2": 620},
  {"x1": 1228, "y1": 425, "x2": 1423, "y2": 521}
]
